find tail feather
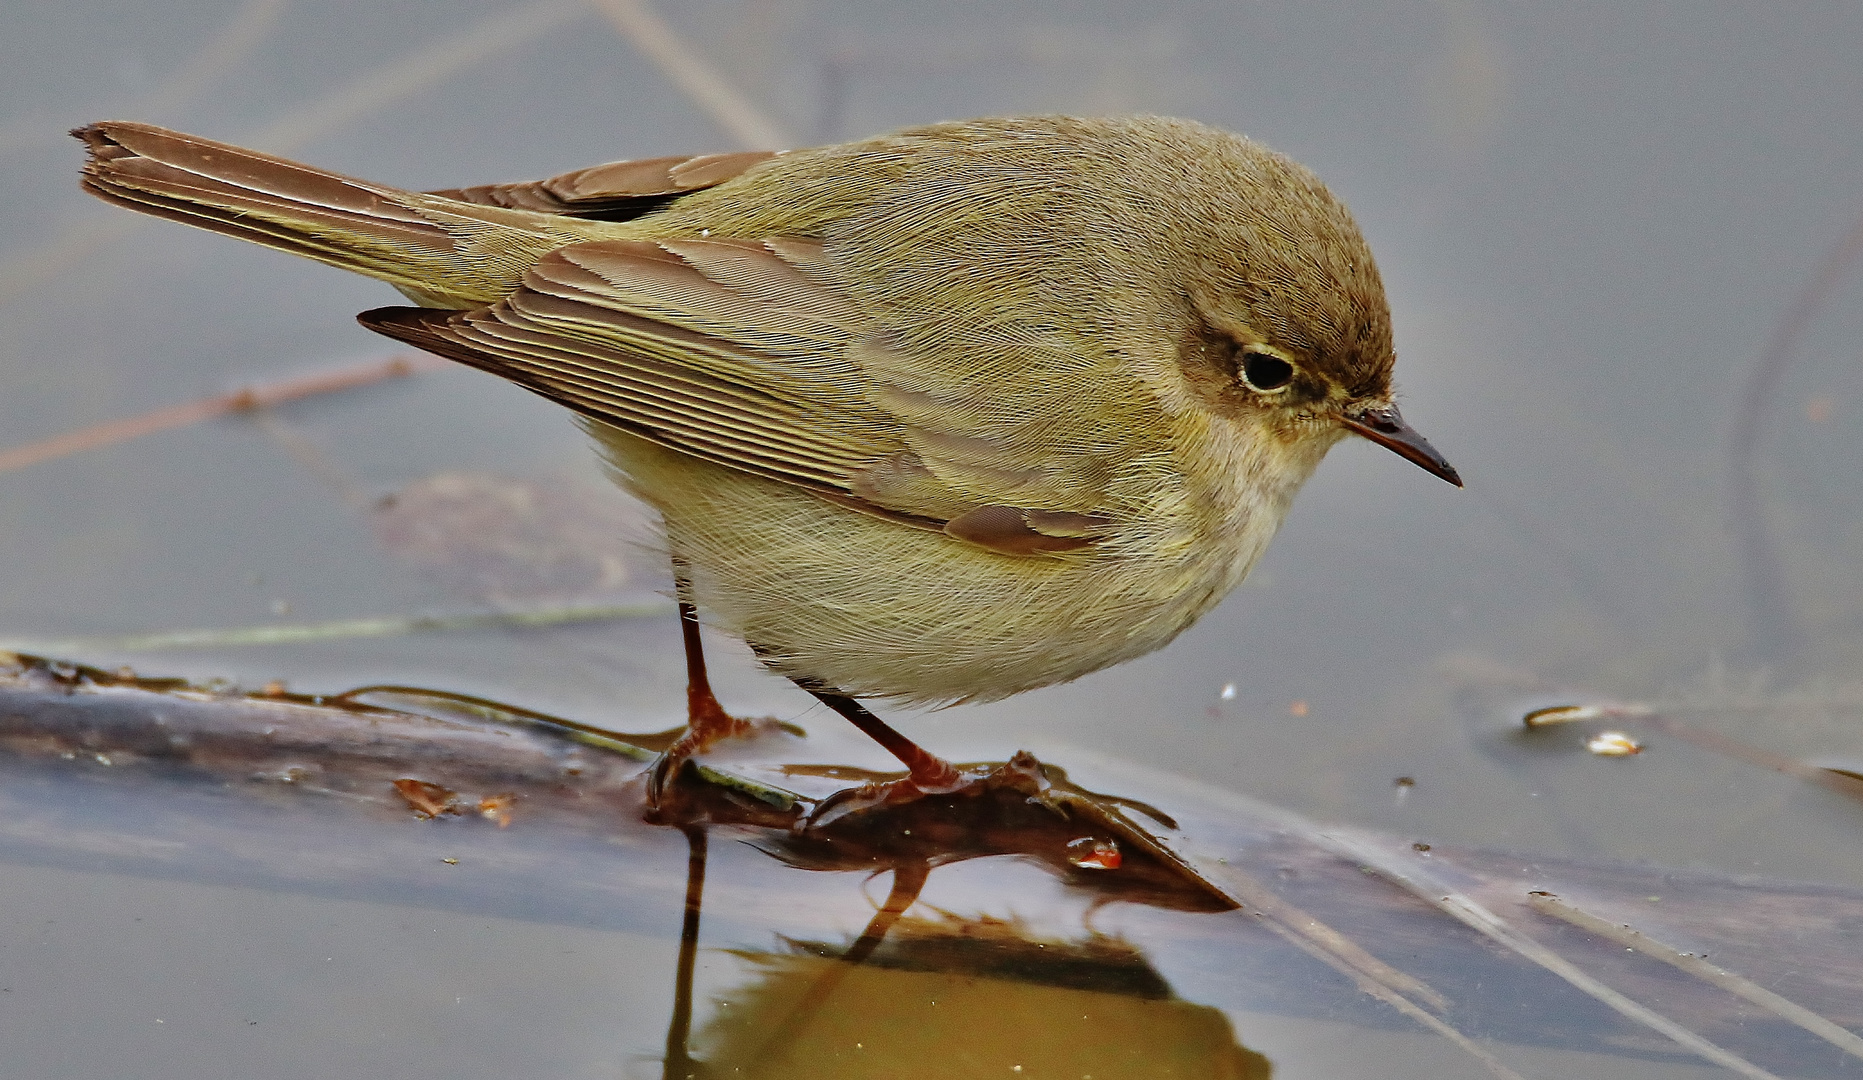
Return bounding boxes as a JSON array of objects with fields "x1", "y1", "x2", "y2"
[
  {"x1": 80, "y1": 154, "x2": 448, "y2": 279},
  {"x1": 77, "y1": 122, "x2": 590, "y2": 306}
]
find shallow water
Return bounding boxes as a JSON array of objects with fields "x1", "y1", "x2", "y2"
[{"x1": 2, "y1": 1, "x2": 1862, "y2": 1076}]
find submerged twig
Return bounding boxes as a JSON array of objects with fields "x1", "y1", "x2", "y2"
[
  {"x1": 1196, "y1": 858, "x2": 1447, "y2": 1011},
  {"x1": 0, "y1": 353, "x2": 443, "y2": 474},
  {"x1": 1254, "y1": 916, "x2": 1529, "y2": 1080},
  {"x1": 1192, "y1": 853, "x2": 1531, "y2": 1079},
  {"x1": 589, "y1": 0, "x2": 791, "y2": 149},
  {"x1": 1527, "y1": 891, "x2": 1863, "y2": 1061},
  {"x1": 247, "y1": 407, "x2": 376, "y2": 509},
  {"x1": 249, "y1": 0, "x2": 589, "y2": 153},
  {"x1": 1321, "y1": 830, "x2": 1789, "y2": 1080},
  {"x1": 131, "y1": 0, "x2": 290, "y2": 124},
  {"x1": 6, "y1": 604, "x2": 667, "y2": 655},
  {"x1": 0, "y1": 0, "x2": 590, "y2": 306},
  {"x1": 1727, "y1": 205, "x2": 1863, "y2": 660},
  {"x1": 0, "y1": 0, "x2": 286, "y2": 156},
  {"x1": 5, "y1": 602, "x2": 668, "y2": 654}
]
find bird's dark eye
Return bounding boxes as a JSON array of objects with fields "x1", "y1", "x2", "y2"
[{"x1": 1238, "y1": 350, "x2": 1294, "y2": 392}]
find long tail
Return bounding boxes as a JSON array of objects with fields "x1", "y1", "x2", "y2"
[{"x1": 76, "y1": 122, "x2": 594, "y2": 307}]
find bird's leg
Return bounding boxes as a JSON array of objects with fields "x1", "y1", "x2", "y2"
[
  {"x1": 645, "y1": 560, "x2": 756, "y2": 805},
  {"x1": 801, "y1": 690, "x2": 969, "y2": 824},
  {"x1": 807, "y1": 691, "x2": 961, "y2": 790}
]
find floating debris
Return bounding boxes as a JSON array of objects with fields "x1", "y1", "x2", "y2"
[
  {"x1": 394, "y1": 778, "x2": 461, "y2": 818},
  {"x1": 1585, "y1": 732, "x2": 1643, "y2": 757},
  {"x1": 1523, "y1": 703, "x2": 1610, "y2": 727},
  {"x1": 477, "y1": 794, "x2": 516, "y2": 828}
]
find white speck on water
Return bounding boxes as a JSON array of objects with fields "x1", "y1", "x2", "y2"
[
  {"x1": 1219, "y1": 683, "x2": 1236, "y2": 700},
  {"x1": 1586, "y1": 731, "x2": 1643, "y2": 757}
]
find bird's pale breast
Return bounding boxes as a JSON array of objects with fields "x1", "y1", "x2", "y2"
[{"x1": 594, "y1": 399, "x2": 1326, "y2": 707}]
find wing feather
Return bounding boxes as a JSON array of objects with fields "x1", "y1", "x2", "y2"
[
  {"x1": 358, "y1": 236, "x2": 1116, "y2": 555},
  {"x1": 427, "y1": 151, "x2": 780, "y2": 218}
]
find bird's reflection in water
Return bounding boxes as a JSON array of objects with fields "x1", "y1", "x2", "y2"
[{"x1": 656, "y1": 826, "x2": 1273, "y2": 1079}]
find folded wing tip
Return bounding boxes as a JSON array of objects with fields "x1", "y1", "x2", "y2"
[{"x1": 357, "y1": 305, "x2": 457, "y2": 351}]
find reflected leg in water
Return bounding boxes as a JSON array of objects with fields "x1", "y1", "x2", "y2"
[
  {"x1": 663, "y1": 825, "x2": 709, "y2": 1080},
  {"x1": 751, "y1": 860, "x2": 931, "y2": 1065},
  {"x1": 692, "y1": 885, "x2": 1275, "y2": 1079}
]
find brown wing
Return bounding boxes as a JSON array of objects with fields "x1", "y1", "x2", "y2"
[
  {"x1": 360, "y1": 237, "x2": 1106, "y2": 554},
  {"x1": 427, "y1": 151, "x2": 779, "y2": 218}
]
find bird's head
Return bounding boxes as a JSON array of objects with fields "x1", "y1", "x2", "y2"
[{"x1": 1164, "y1": 139, "x2": 1459, "y2": 487}]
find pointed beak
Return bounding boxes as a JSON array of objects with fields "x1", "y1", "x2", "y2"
[{"x1": 1339, "y1": 404, "x2": 1463, "y2": 487}]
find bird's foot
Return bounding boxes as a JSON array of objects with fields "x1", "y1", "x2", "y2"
[
  {"x1": 803, "y1": 755, "x2": 981, "y2": 829},
  {"x1": 644, "y1": 689, "x2": 764, "y2": 807},
  {"x1": 800, "y1": 750, "x2": 1180, "y2": 854},
  {"x1": 766, "y1": 752, "x2": 1228, "y2": 908}
]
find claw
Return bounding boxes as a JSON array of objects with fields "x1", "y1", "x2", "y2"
[
  {"x1": 806, "y1": 775, "x2": 928, "y2": 829},
  {"x1": 805, "y1": 760, "x2": 1013, "y2": 829},
  {"x1": 645, "y1": 747, "x2": 690, "y2": 808},
  {"x1": 644, "y1": 686, "x2": 759, "y2": 809}
]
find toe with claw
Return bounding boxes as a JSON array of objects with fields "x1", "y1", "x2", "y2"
[{"x1": 645, "y1": 681, "x2": 758, "y2": 808}]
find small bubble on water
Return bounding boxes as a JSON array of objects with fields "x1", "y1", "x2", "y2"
[{"x1": 1219, "y1": 683, "x2": 1236, "y2": 700}]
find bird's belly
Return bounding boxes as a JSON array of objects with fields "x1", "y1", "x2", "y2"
[{"x1": 598, "y1": 430, "x2": 1254, "y2": 707}]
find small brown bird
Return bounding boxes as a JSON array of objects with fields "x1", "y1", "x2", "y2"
[{"x1": 76, "y1": 116, "x2": 1458, "y2": 810}]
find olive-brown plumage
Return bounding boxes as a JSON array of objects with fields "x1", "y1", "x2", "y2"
[{"x1": 77, "y1": 116, "x2": 1456, "y2": 794}]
